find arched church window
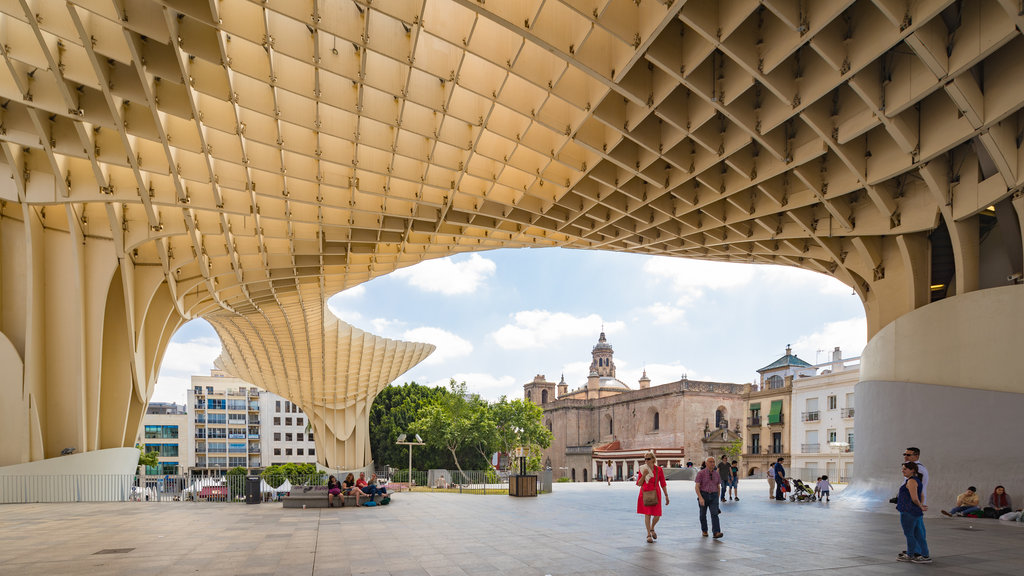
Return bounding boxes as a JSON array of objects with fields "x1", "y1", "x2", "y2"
[
  {"x1": 527, "y1": 391, "x2": 532, "y2": 401},
  {"x1": 715, "y1": 409, "x2": 724, "y2": 428},
  {"x1": 609, "y1": 418, "x2": 613, "y2": 434},
  {"x1": 767, "y1": 375, "x2": 783, "y2": 389},
  {"x1": 542, "y1": 390, "x2": 548, "y2": 403},
  {"x1": 653, "y1": 412, "x2": 660, "y2": 431}
]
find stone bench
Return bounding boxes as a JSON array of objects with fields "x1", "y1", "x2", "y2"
[{"x1": 281, "y1": 485, "x2": 391, "y2": 509}]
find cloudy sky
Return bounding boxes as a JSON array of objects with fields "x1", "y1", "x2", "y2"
[{"x1": 152, "y1": 248, "x2": 867, "y2": 404}]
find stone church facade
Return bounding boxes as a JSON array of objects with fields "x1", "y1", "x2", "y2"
[{"x1": 525, "y1": 332, "x2": 749, "y2": 482}]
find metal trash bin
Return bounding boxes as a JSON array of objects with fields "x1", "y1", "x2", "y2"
[{"x1": 245, "y1": 476, "x2": 261, "y2": 504}]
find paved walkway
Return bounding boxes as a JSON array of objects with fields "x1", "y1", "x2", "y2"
[{"x1": 0, "y1": 480, "x2": 1020, "y2": 575}]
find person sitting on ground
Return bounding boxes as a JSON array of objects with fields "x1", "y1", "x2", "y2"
[
  {"x1": 998, "y1": 507, "x2": 1024, "y2": 522},
  {"x1": 327, "y1": 475, "x2": 343, "y2": 507},
  {"x1": 342, "y1": 472, "x2": 365, "y2": 504},
  {"x1": 984, "y1": 486, "x2": 1012, "y2": 517},
  {"x1": 941, "y1": 486, "x2": 980, "y2": 517},
  {"x1": 435, "y1": 474, "x2": 448, "y2": 489}
]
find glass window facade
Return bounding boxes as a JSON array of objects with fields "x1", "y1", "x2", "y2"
[
  {"x1": 207, "y1": 398, "x2": 225, "y2": 410},
  {"x1": 144, "y1": 425, "x2": 178, "y2": 439},
  {"x1": 145, "y1": 444, "x2": 179, "y2": 457}
]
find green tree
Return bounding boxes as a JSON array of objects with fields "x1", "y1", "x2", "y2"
[
  {"x1": 136, "y1": 444, "x2": 159, "y2": 469},
  {"x1": 491, "y1": 397, "x2": 552, "y2": 472},
  {"x1": 724, "y1": 438, "x2": 743, "y2": 461},
  {"x1": 369, "y1": 382, "x2": 449, "y2": 468},
  {"x1": 226, "y1": 466, "x2": 247, "y2": 477},
  {"x1": 261, "y1": 463, "x2": 320, "y2": 487},
  {"x1": 412, "y1": 380, "x2": 490, "y2": 481}
]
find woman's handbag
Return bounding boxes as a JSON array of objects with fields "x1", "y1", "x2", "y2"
[{"x1": 643, "y1": 488, "x2": 657, "y2": 506}]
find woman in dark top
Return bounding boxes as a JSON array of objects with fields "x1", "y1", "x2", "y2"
[
  {"x1": 327, "y1": 475, "x2": 342, "y2": 507},
  {"x1": 985, "y1": 485, "x2": 1012, "y2": 517},
  {"x1": 896, "y1": 461, "x2": 931, "y2": 563}
]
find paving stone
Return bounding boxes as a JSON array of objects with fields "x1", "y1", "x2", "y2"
[{"x1": 0, "y1": 481, "x2": 1021, "y2": 575}]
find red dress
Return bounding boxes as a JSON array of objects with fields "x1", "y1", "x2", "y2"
[{"x1": 636, "y1": 466, "x2": 666, "y2": 516}]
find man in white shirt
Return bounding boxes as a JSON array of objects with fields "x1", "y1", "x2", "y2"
[
  {"x1": 904, "y1": 447, "x2": 928, "y2": 504},
  {"x1": 903, "y1": 446, "x2": 930, "y2": 562},
  {"x1": 767, "y1": 462, "x2": 776, "y2": 499}
]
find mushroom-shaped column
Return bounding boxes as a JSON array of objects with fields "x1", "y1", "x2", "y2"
[{"x1": 207, "y1": 290, "x2": 434, "y2": 470}]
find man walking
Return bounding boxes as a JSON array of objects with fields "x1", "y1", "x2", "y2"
[
  {"x1": 605, "y1": 460, "x2": 614, "y2": 485},
  {"x1": 695, "y1": 456, "x2": 723, "y2": 538},
  {"x1": 773, "y1": 457, "x2": 787, "y2": 501},
  {"x1": 717, "y1": 455, "x2": 732, "y2": 503}
]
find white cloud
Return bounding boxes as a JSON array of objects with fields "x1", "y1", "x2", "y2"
[
  {"x1": 791, "y1": 317, "x2": 868, "y2": 364},
  {"x1": 755, "y1": 264, "x2": 852, "y2": 296},
  {"x1": 492, "y1": 311, "x2": 625, "y2": 350},
  {"x1": 151, "y1": 375, "x2": 190, "y2": 404},
  {"x1": 639, "y1": 302, "x2": 687, "y2": 325},
  {"x1": 427, "y1": 373, "x2": 519, "y2": 402},
  {"x1": 643, "y1": 257, "x2": 757, "y2": 304},
  {"x1": 159, "y1": 338, "x2": 221, "y2": 374},
  {"x1": 391, "y1": 254, "x2": 496, "y2": 295},
  {"x1": 369, "y1": 317, "x2": 405, "y2": 336},
  {"x1": 326, "y1": 301, "x2": 364, "y2": 325},
  {"x1": 402, "y1": 326, "x2": 473, "y2": 365}
]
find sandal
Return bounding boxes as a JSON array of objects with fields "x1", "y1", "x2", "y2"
[
  {"x1": 651, "y1": 530, "x2": 657, "y2": 540},
  {"x1": 646, "y1": 534, "x2": 654, "y2": 543}
]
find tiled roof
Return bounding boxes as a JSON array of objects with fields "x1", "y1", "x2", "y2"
[{"x1": 757, "y1": 354, "x2": 813, "y2": 373}]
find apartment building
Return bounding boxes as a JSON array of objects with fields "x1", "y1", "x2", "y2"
[
  {"x1": 790, "y1": 347, "x2": 859, "y2": 482},
  {"x1": 741, "y1": 346, "x2": 815, "y2": 477},
  {"x1": 183, "y1": 370, "x2": 317, "y2": 475},
  {"x1": 261, "y1": 396, "x2": 317, "y2": 466},
  {"x1": 186, "y1": 371, "x2": 263, "y2": 475},
  {"x1": 138, "y1": 402, "x2": 188, "y2": 475}
]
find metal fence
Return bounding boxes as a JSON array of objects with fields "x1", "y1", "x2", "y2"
[{"x1": 0, "y1": 469, "x2": 552, "y2": 504}]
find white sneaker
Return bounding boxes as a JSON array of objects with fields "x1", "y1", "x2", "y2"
[{"x1": 897, "y1": 552, "x2": 911, "y2": 562}]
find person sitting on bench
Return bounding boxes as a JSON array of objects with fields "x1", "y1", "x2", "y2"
[
  {"x1": 327, "y1": 475, "x2": 343, "y2": 507},
  {"x1": 342, "y1": 473, "x2": 365, "y2": 505},
  {"x1": 356, "y1": 472, "x2": 386, "y2": 500}
]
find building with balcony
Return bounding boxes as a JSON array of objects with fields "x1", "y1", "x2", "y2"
[
  {"x1": 186, "y1": 370, "x2": 316, "y2": 476},
  {"x1": 790, "y1": 348, "x2": 860, "y2": 483},
  {"x1": 137, "y1": 402, "x2": 187, "y2": 476},
  {"x1": 741, "y1": 346, "x2": 814, "y2": 477}
]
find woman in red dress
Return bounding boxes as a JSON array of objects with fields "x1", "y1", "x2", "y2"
[{"x1": 636, "y1": 451, "x2": 669, "y2": 543}]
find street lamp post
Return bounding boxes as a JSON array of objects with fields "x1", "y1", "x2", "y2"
[{"x1": 395, "y1": 434, "x2": 424, "y2": 490}]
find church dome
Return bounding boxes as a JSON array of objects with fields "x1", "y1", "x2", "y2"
[{"x1": 592, "y1": 331, "x2": 613, "y2": 352}]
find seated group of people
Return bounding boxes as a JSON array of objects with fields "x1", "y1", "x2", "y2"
[
  {"x1": 941, "y1": 485, "x2": 1022, "y2": 520},
  {"x1": 326, "y1": 472, "x2": 387, "y2": 507}
]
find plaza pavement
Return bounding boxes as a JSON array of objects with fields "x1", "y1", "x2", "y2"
[{"x1": 0, "y1": 480, "x2": 1020, "y2": 576}]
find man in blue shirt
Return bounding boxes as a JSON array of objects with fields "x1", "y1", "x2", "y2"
[{"x1": 773, "y1": 457, "x2": 787, "y2": 500}]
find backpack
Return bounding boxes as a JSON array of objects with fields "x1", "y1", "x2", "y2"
[
  {"x1": 363, "y1": 500, "x2": 378, "y2": 506},
  {"x1": 380, "y1": 496, "x2": 391, "y2": 505}
]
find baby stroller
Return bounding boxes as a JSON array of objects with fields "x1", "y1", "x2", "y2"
[{"x1": 789, "y1": 478, "x2": 817, "y2": 502}]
